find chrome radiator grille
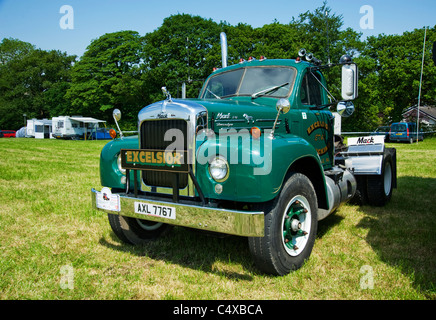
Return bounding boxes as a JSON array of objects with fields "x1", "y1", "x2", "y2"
[{"x1": 140, "y1": 119, "x2": 188, "y2": 189}]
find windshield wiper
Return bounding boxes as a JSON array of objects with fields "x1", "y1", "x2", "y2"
[
  {"x1": 206, "y1": 88, "x2": 221, "y2": 99},
  {"x1": 251, "y1": 82, "x2": 289, "y2": 99}
]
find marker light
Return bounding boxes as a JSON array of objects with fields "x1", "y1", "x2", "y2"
[
  {"x1": 239, "y1": 58, "x2": 246, "y2": 64},
  {"x1": 109, "y1": 129, "x2": 117, "y2": 139},
  {"x1": 251, "y1": 127, "x2": 261, "y2": 139}
]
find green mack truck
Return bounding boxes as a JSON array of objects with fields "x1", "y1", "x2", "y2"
[{"x1": 92, "y1": 33, "x2": 396, "y2": 275}]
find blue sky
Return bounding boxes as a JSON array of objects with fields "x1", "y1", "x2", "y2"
[{"x1": 0, "y1": 0, "x2": 435, "y2": 58}]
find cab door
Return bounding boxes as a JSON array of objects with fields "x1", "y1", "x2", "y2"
[{"x1": 299, "y1": 70, "x2": 334, "y2": 169}]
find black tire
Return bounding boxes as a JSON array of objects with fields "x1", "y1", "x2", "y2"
[
  {"x1": 248, "y1": 173, "x2": 318, "y2": 276},
  {"x1": 108, "y1": 214, "x2": 171, "y2": 245},
  {"x1": 366, "y1": 152, "x2": 394, "y2": 206},
  {"x1": 108, "y1": 213, "x2": 131, "y2": 244}
]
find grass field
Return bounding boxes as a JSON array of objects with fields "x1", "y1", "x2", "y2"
[{"x1": 0, "y1": 137, "x2": 435, "y2": 300}]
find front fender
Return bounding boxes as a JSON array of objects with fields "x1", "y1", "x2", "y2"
[
  {"x1": 195, "y1": 133, "x2": 328, "y2": 205},
  {"x1": 100, "y1": 136, "x2": 139, "y2": 189}
]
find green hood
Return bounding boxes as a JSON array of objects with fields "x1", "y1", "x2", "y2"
[{"x1": 187, "y1": 97, "x2": 280, "y2": 133}]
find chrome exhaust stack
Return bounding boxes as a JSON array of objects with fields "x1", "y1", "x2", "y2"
[{"x1": 220, "y1": 32, "x2": 228, "y2": 68}]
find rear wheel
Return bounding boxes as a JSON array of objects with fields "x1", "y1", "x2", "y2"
[
  {"x1": 248, "y1": 173, "x2": 318, "y2": 275},
  {"x1": 366, "y1": 152, "x2": 394, "y2": 206}
]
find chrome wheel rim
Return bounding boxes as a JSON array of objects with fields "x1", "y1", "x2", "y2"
[
  {"x1": 281, "y1": 195, "x2": 312, "y2": 257},
  {"x1": 136, "y1": 219, "x2": 163, "y2": 231}
]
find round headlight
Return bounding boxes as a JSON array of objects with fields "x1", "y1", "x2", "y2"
[
  {"x1": 209, "y1": 156, "x2": 229, "y2": 182},
  {"x1": 117, "y1": 153, "x2": 126, "y2": 175}
]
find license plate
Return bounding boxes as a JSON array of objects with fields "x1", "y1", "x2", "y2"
[
  {"x1": 396, "y1": 133, "x2": 402, "y2": 135},
  {"x1": 134, "y1": 202, "x2": 176, "y2": 220}
]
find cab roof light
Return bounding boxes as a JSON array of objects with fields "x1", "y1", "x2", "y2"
[{"x1": 239, "y1": 58, "x2": 246, "y2": 64}]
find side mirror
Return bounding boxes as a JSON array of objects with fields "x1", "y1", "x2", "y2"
[
  {"x1": 341, "y1": 63, "x2": 358, "y2": 101},
  {"x1": 112, "y1": 109, "x2": 124, "y2": 138},
  {"x1": 337, "y1": 101, "x2": 355, "y2": 118},
  {"x1": 113, "y1": 108, "x2": 121, "y2": 122},
  {"x1": 276, "y1": 98, "x2": 290, "y2": 114},
  {"x1": 271, "y1": 99, "x2": 290, "y2": 137}
]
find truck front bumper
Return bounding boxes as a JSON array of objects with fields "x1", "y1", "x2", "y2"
[{"x1": 91, "y1": 188, "x2": 264, "y2": 237}]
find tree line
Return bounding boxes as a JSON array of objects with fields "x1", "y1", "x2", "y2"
[{"x1": 1, "y1": 3, "x2": 435, "y2": 132}]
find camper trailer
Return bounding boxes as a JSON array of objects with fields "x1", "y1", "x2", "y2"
[
  {"x1": 25, "y1": 118, "x2": 52, "y2": 138},
  {"x1": 52, "y1": 116, "x2": 106, "y2": 140},
  {"x1": 26, "y1": 119, "x2": 36, "y2": 138},
  {"x1": 34, "y1": 119, "x2": 53, "y2": 139}
]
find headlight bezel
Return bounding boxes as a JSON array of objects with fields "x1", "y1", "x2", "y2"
[
  {"x1": 117, "y1": 153, "x2": 126, "y2": 175},
  {"x1": 208, "y1": 155, "x2": 229, "y2": 182}
]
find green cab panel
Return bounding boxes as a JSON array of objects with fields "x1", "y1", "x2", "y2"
[{"x1": 195, "y1": 132, "x2": 328, "y2": 207}]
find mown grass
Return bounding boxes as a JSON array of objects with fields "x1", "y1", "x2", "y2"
[{"x1": 0, "y1": 137, "x2": 435, "y2": 300}]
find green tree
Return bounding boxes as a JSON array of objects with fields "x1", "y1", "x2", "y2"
[
  {"x1": 66, "y1": 30, "x2": 145, "y2": 123},
  {"x1": 290, "y1": 1, "x2": 350, "y2": 63},
  {"x1": 0, "y1": 38, "x2": 35, "y2": 64},
  {"x1": 346, "y1": 26, "x2": 436, "y2": 132},
  {"x1": 142, "y1": 14, "x2": 222, "y2": 100},
  {"x1": 0, "y1": 38, "x2": 75, "y2": 130},
  {"x1": 252, "y1": 22, "x2": 299, "y2": 59}
]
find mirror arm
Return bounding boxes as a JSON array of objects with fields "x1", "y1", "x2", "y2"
[
  {"x1": 309, "y1": 70, "x2": 337, "y2": 104},
  {"x1": 270, "y1": 109, "x2": 282, "y2": 138}
]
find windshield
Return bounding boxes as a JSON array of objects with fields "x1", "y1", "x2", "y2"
[{"x1": 200, "y1": 66, "x2": 296, "y2": 99}]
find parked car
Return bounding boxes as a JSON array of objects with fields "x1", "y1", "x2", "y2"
[
  {"x1": 0, "y1": 130, "x2": 16, "y2": 138},
  {"x1": 371, "y1": 126, "x2": 391, "y2": 142},
  {"x1": 389, "y1": 122, "x2": 424, "y2": 143}
]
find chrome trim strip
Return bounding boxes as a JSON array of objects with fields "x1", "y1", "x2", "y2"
[{"x1": 91, "y1": 188, "x2": 264, "y2": 237}]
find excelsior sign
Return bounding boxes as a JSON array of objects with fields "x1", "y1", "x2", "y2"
[{"x1": 120, "y1": 149, "x2": 189, "y2": 173}]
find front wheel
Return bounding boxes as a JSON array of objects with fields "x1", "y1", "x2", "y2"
[
  {"x1": 108, "y1": 214, "x2": 171, "y2": 245},
  {"x1": 248, "y1": 173, "x2": 318, "y2": 276}
]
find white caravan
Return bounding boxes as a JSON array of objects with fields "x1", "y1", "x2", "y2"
[
  {"x1": 34, "y1": 119, "x2": 53, "y2": 139},
  {"x1": 26, "y1": 118, "x2": 53, "y2": 139},
  {"x1": 52, "y1": 116, "x2": 106, "y2": 140},
  {"x1": 26, "y1": 119, "x2": 37, "y2": 138}
]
